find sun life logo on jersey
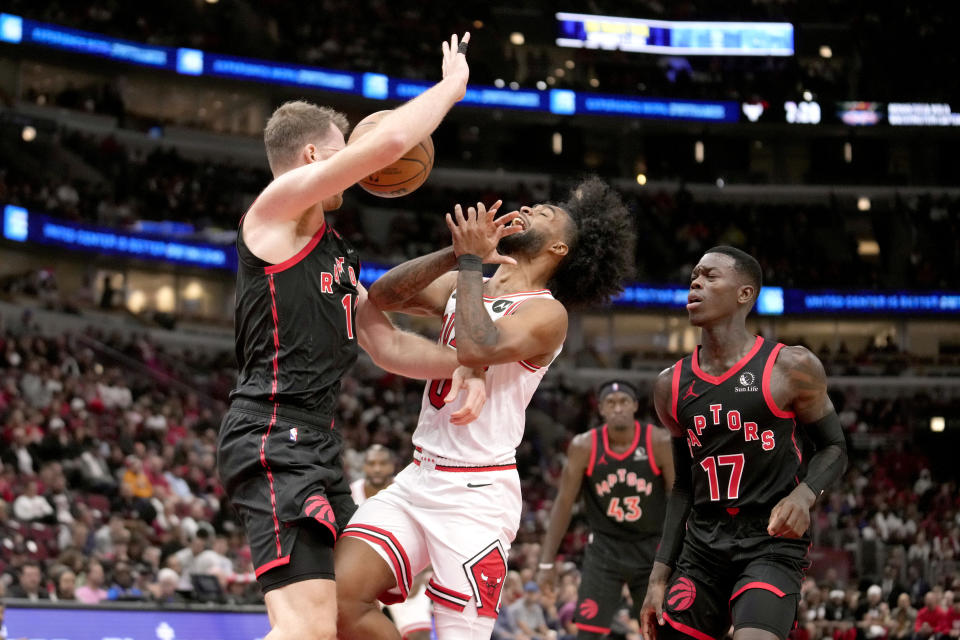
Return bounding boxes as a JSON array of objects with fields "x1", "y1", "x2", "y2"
[
  {"x1": 736, "y1": 371, "x2": 758, "y2": 393},
  {"x1": 633, "y1": 446, "x2": 649, "y2": 461}
]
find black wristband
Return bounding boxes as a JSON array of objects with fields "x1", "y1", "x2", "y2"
[{"x1": 457, "y1": 254, "x2": 482, "y2": 272}]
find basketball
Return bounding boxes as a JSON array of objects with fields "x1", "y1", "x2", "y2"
[{"x1": 347, "y1": 110, "x2": 434, "y2": 198}]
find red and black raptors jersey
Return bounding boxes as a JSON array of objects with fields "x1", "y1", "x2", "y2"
[
  {"x1": 670, "y1": 336, "x2": 801, "y2": 513},
  {"x1": 581, "y1": 422, "x2": 667, "y2": 539},
  {"x1": 231, "y1": 220, "x2": 360, "y2": 418}
]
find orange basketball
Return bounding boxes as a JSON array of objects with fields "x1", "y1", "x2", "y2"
[{"x1": 347, "y1": 110, "x2": 434, "y2": 198}]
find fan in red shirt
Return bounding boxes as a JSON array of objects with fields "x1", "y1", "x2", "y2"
[
  {"x1": 915, "y1": 591, "x2": 946, "y2": 639},
  {"x1": 940, "y1": 594, "x2": 960, "y2": 638}
]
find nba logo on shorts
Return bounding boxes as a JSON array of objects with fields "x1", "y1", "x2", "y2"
[
  {"x1": 667, "y1": 577, "x2": 697, "y2": 612},
  {"x1": 289, "y1": 427, "x2": 298, "y2": 442}
]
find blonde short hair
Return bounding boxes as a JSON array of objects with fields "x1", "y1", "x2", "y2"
[{"x1": 263, "y1": 101, "x2": 349, "y2": 171}]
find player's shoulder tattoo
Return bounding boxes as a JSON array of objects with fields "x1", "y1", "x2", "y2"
[{"x1": 778, "y1": 345, "x2": 827, "y2": 393}]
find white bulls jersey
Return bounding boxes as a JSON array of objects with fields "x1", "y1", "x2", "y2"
[
  {"x1": 350, "y1": 478, "x2": 368, "y2": 505},
  {"x1": 413, "y1": 287, "x2": 561, "y2": 465}
]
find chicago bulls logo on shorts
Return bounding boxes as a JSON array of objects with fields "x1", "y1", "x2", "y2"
[
  {"x1": 463, "y1": 540, "x2": 508, "y2": 618},
  {"x1": 667, "y1": 576, "x2": 697, "y2": 612}
]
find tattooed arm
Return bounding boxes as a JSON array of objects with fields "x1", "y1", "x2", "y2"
[
  {"x1": 446, "y1": 203, "x2": 566, "y2": 367},
  {"x1": 767, "y1": 346, "x2": 847, "y2": 538},
  {"x1": 453, "y1": 272, "x2": 568, "y2": 368},
  {"x1": 367, "y1": 200, "x2": 518, "y2": 317},
  {"x1": 366, "y1": 248, "x2": 459, "y2": 317}
]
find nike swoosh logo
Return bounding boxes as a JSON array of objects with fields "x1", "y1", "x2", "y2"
[{"x1": 467, "y1": 483, "x2": 492, "y2": 488}]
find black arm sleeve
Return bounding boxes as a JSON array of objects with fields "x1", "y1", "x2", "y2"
[
  {"x1": 801, "y1": 411, "x2": 848, "y2": 497},
  {"x1": 654, "y1": 436, "x2": 693, "y2": 567}
]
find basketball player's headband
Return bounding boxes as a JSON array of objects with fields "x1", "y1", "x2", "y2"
[{"x1": 598, "y1": 380, "x2": 638, "y2": 402}]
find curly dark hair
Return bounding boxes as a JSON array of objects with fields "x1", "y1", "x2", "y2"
[{"x1": 548, "y1": 176, "x2": 636, "y2": 310}]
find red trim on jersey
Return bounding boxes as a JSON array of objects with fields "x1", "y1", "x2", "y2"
[
  {"x1": 260, "y1": 275, "x2": 282, "y2": 560},
  {"x1": 440, "y1": 313, "x2": 456, "y2": 347},
  {"x1": 518, "y1": 360, "x2": 541, "y2": 372},
  {"x1": 603, "y1": 422, "x2": 642, "y2": 461},
  {"x1": 762, "y1": 343, "x2": 797, "y2": 418},
  {"x1": 790, "y1": 427, "x2": 802, "y2": 462},
  {"x1": 254, "y1": 555, "x2": 290, "y2": 578},
  {"x1": 401, "y1": 627, "x2": 433, "y2": 640},
  {"x1": 263, "y1": 222, "x2": 327, "y2": 274},
  {"x1": 646, "y1": 423, "x2": 662, "y2": 476},
  {"x1": 341, "y1": 524, "x2": 412, "y2": 599},
  {"x1": 692, "y1": 335, "x2": 764, "y2": 385},
  {"x1": 413, "y1": 447, "x2": 517, "y2": 472},
  {"x1": 413, "y1": 459, "x2": 516, "y2": 473},
  {"x1": 663, "y1": 611, "x2": 716, "y2": 640},
  {"x1": 575, "y1": 622, "x2": 612, "y2": 634},
  {"x1": 585, "y1": 430, "x2": 598, "y2": 477},
  {"x1": 670, "y1": 359, "x2": 683, "y2": 422},
  {"x1": 729, "y1": 581, "x2": 786, "y2": 602},
  {"x1": 504, "y1": 298, "x2": 530, "y2": 315}
]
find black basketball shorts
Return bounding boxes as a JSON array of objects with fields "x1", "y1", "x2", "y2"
[
  {"x1": 574, "y1": 533, "x2": 658, "y2": 636},
  {"x1": 217, "y1": 399, "x2": 357, "y2": 592},
  {"x1": 660, "y1": 512, "x2": 809, "y2": 640}
]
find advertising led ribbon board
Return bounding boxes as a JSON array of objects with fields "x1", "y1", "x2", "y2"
[
  {"x1": 556, "y1": 12, "x2": 794, "y2": 56},
  {"x1": 0, "y1": 12, "x2": 736, "y2": 123},
  {"x1": 3, "y1": 605, "x2": 270, "y2": 640},
  {"x1": 5, "y1": 204, "x2": 957, "y2": 315},
  {"x1": 3, "y1": 204, "x2": 235, "y2": 271}
]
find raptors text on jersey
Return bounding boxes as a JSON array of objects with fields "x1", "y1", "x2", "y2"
[
  {"x1": 582, "y1": 422, "x2": 668, "y2": 539},
  {"x1": 670, "y1": 336, "x2": 801, "y2": 512}
]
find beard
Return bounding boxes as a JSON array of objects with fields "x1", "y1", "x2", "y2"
[{"x1": 497, "y1": 227, "x2": 548, "y2": 258}]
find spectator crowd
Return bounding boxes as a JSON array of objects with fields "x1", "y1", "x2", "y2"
[{"x1": 0, "y1": 301, "x2": 956, "y2": 640}]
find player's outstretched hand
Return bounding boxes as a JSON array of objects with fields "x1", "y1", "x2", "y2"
[
  {"x1": 441, "y1": 32, "x2": 471, "y2": 99},
  {"x1": 640, "y1": 581, "x2": 667, "y2": 640},
  {"x1": 767, "y1": 485, "x2": 815, "y2": 538},
  {"x1": 444, "y1": 365, "x2": 487, "y2": 424},
  {"x1": 446, "y1": 200, "x2": 521, "y2": 265}
]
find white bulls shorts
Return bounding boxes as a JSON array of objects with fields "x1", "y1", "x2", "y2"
[{"x1": 342, "y1": 449, "x2": 522, "y2": 634}]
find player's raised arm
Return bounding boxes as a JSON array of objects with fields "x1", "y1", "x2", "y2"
[
  {"x1": 250, "y1": 33, "x2": 472, "y2": 224},
  {"x1": 536, "y1": 432, "x2": 592, "y2": 593},
  {"x1": 766, "y1": 346, "x2": 848, "y2": 538},
  {"x1": 366, "y1": 200, "x2": 517, "y2": 317},
  {"x1": 445, "y1": 203, "x2": 567, "y2": 367}
]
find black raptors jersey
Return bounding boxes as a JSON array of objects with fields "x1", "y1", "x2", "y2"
[
  {"x1": 582, "y1": 422, "x2": 668, "y2": 539},
  {"x1": 670, "y1": 336, "x2": 800, "y2": 513},
  {"x1": 230, "y1": 220, "x2": 360, "y2": 418}
]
